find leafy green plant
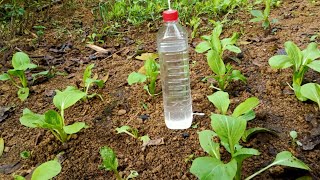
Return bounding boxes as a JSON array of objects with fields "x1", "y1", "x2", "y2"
[
  {"x1": 195, "y1": 22, "x2": 246, "y2": 91},
  {"x1": 188, "y1": 16, "x2": 201, "y2": 39},
  {"x1": 20, "y1": 150, "x2": 31, "y2": 159},
  {"x1": 290, "y1": 130, "x2": 302, "y2": 146},
  {"x1": 250, "y1": 0, "x2": 278, "y2": 30},
  {"x1": 116, "y1": 125, "x2": 150, "y2": 144},
  {"x1": 81, "y1": 64, "x2": 105, "y2": 100},
  {"x1": 127, "y1": 54, "x2": 159, "y2": 96},
  {"x1": 268, "y1": 42, "x2": 320, "y2": 101},
  {"x1": 190, "y1": 114, "x2": 310, "y2": 180},
  {"x1": 14, "y1": 159, "x2": 61, "y2": 180},
  {"x1": 20, "y1": 86, "x2": 87, "y2": 143},
  {"x1": 87, "y1": 33, "x2": 105, "y2": 44},
  {"x1": 100, "y1": 146, "x2": 138, "y2": 180},
  {"x1": 0, "y1": 52, "x2": 37, "y2": 101}
]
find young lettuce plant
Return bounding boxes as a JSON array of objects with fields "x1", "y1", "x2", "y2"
[
  {"x1": 82, "y1": 64, "x2": 104, "y2": 100},
  {"x1": 190, "y1": 110, "x2": 310, "y2": 179},
  {"x1": 195, "y1": 22, "x2": 246, "y2": 91},
  {"x1": 99, "y1": 146, "x2": 138, "y2": 180},
  {"x1": 20, "y1": 86, "x2": 87, "y2": 143},
  {"x1": 127, "y1": 55, "x2": 159, "y2": 96},
  {"x1": 0, "y1": 52, "x2": 37, "y2": 101},
  {"x1": 250, "y1": 0, "x2": 277, "y2": 30},
  {"x1": 116, "y1": 125, "x2": 150, "y2": 144},
  {"x1": 14, "y1": 159, "x2": 61, "y2": 180},
  {"x1": 269, "y1": 42, "x2": 320, "y2": 101}
]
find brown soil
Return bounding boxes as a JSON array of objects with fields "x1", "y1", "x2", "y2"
[{"x1": 1, "y1": 0, "x2": 320, "y2": 179}]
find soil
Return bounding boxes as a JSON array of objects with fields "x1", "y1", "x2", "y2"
[{"x1": 1, "y1": 0, "x2": 320, "y2": 179}]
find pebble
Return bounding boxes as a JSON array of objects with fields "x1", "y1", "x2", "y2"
[
  {"x1": 117, "y1": 109, "x2": 126, "y2": 116},
  {"x1": 182, "y1": 132, "x2": 189, "y2": 139},
  {"x1": 139, "y1": 114, "x2": 150, "y2": 121},
  {"x1": 4, "y1": 147, "x2": 10, "y2": 152}
]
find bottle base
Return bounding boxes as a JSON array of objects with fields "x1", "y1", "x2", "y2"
[{"x1": 165, "y1": 118, "x2": 192, "y2": 129}]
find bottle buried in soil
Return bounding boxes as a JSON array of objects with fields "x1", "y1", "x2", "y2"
[{"x1": 157, "y1": 9, "x2": 193, "y2": 129}]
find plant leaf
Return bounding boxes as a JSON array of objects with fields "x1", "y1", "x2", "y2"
[
  {"x1": 232, "y1": 97, "x2": 259, "y2": 117},
  {"x1": 195, "y1": 41, "x2": 211, "y2": 53},
  {"x1": 233, "y1": 148, "x2": 260, "y2": 163},
  {"x1": 207, "y1": 50, "x2": 226, "y2": 75},
  {"x1": 221, "y1": 33, "x2": 239, "y2": 48},
  {"x1": 307, "y1": 60, "x2": 320, "y2": 73},
  {"x1": 270, "y1": 151, "x2": 310, "y2": 170},
  {"x1": 250, "y1": 10, "x2": 264, "y2": 18},
  {"x1": 63, "y1": 122, "x2": 86, "y2": 134},
  {"x1": 211, "y1": 114, "x2": 247, "y2": 151},
  {"x1": 12, "y1": 52, "x2": 37, "y2": 71},
  {"x1": 207, "y1": 91, "x2": 230, "y2": 115},
  {"x1": 18, "y1": 87, "x2": 29, "y2": 101},
  {"x1": 127, "y1": 72, "x2": 147, "y2": 85},
  {"x1": 83, "y1": 64, "x2": 95, "y2": 86},
  {"x1": 139, "y1": 135, "x2": 150, "y2": 144},
  {"x1": 239, "y1": 110, "x2": 256, "y2": 121},
  {"x1": 20, "y1": 108, "x2": 45, "y2": 128},
  {"x1": 190, "y1": 157, "x2": 237, "y2": 180},
  {"x1": 116, "y1": 126, "x2": 131, "y2": 134},
  {"x1": 44, "y1": 110, "x2": 63, "y2": 127},
  {"x1": 302, "y1": 43, "x2": 320, "y2": 65},
  {"x1": 300, "y1": 83, "x2": 320, "y2": 108},
  {"x1": 31, "y1": 160, "x2": 61, "y2": 180},
  {"x1": 250, "y1": 17, "x2": 264, "y2": 22},
  {"x1": 100, "y1": 146, "x2": 118, "y2": 171},
  {"x1": 198, "y1": 130, "x2": 220, "y2": 160},
  {"x1": 225, "y1": 45, "x2": 241, "y2": 54},
  {"x1": 0, "y1": 73, "x2": 10, "y2": 81},
  {"x1": 126, "y1": 170, "x2": 139, "y2": 180},
  {"x1": 53, "y1": 86, "x2": 86, "y2": 110},
  {"x1": 0, "y1": 138, "x2": 4, "y2": 158},
  {"x1": 230, "y1": 70, "x2": 246, "y2": 82},
  {"x1": 242, "y1": 127, "x2": 274, "y2": 142},
  {"x1": 284, "y1": 41, "x2": 303, "y2": 71},
  {"x1": 268, "y1": 55, "x2": 293, "y2": 69}
]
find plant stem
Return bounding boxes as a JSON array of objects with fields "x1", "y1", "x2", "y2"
[
  {"x1": 114, "y1": 169, "x2": 122, "y2": 180},
  {"x1": 245, "y1": 163, "x2": 274, "y2": 180}
]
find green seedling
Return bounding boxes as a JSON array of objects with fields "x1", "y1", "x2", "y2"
[
  {"x1": 14, "y1": 159, "x2": 61, "y2": 180},
  {"x1": 99, "y1": 146, "x2": 138, "y2": 180},
  {"x1": 128, "y1": 53, "x2": 159, "y2": 96},
  {"x1": 190, "y1": 115, "x2": 310, "y2": 180},
  {"x1": 81, "y1": 64, "x2": 105, "y2": 100},
  {"x1": 116, "y1": 125, "x2": 150, "y2": 144},
  {"x1": 0, "y1": 52, "x2": 37, "y2": 101},
  {"x1": 250, "y1": 0, "x2": 278, "y2": 30},
  {"x1": 269, "y1": 42, "x2": 320, "y2": 101},
  {"x1": 0, "y1": 138, "x2": 4, "y2": 158},
  {"x1": 20, "y1": 150, "x2": 31, "y2": 159},
  {"x1": 33, "y1": 25, "x2": 46, "y2": 42},
  {"x1": 188, "y1": 16, "x2": 201, "y2": 39},
  {"x1": 290, "y1": 130, "x2": 302, "y2": 146},
  {"x1": 20, "y1": 86, "x2": 87, "y2": 143},
  {"x1": 195, "y1": 22, "x2": 246, "y2": 91},
  {"x1": 87, "y1": 33, "x2": 104, "y2": 44},
  {"x1": 207, "y1": 91, "x2": 271, "y2": 142}
]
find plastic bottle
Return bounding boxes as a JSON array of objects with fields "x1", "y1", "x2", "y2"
[{"x1": 157, "y1": 9, "x2": 193, "y2": 129}]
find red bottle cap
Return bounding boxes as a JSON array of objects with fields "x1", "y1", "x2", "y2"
[{"x1": 163, "y1": 9, "x2": 178, "y2": 22}]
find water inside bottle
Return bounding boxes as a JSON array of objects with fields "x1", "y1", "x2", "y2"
[{"x1": 159, "y1": 41, "x2": 193, "y2": 129}]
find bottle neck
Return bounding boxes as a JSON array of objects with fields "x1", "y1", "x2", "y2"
[{"x1": 164, "y1": 20, "x2": 179, "y2": 25}]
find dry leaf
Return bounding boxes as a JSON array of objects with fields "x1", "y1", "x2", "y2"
[
  {"x1": 239, "y1": 40, "x2": 251, "y2": 45},
  {"x1": 135, "y1": 53, "x2": 158, "y2": 61},
  {"x1": 0, "y1": 138, "x2": 4, "y2": 158},
  {"x1": 138, "y1": 66, "x2": 146, "y2": 74},
  {"x1": 85, "y1": 44, "x2": 110, "y2": 54},
  {"x1": 142, "y1": 137, "x2": 164, "y2": 150},
  {"x1": 102, "y1": 73, "x2": 109, "y2": 83}
]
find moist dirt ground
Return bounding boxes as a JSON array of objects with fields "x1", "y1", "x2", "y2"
[{"x1": 0, "y1": 0, "x2": 320, "y2": 179}]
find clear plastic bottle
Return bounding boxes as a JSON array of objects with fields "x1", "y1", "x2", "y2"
[{"x1": 157, "y1": 9, "x2": 193, "y2": 129}]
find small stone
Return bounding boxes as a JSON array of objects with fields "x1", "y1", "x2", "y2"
[
  {"x1": 117, "y1": 109, "x2": 126, "y2": 116},
  {"x1": 4, "y1": 147, "x2": 10, "y2": 152},
  {"x1": 182, "y1": 132, "x2": 189, "y2": 139},
  {"x1": 71, "y1": 134, "x2": 78, "y2": 140},
  {"x1": 139, "y1": 114, "x2": 149, "y2": 121}
]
